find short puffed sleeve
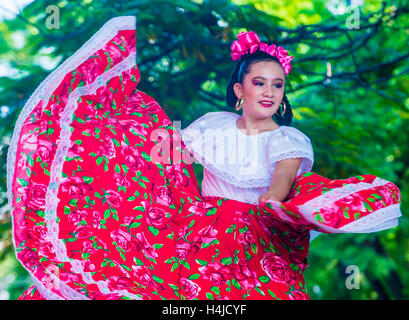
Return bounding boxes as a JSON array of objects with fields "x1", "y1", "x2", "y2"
[
  {"x1": 269, "y1": 126, "x2": 314, "y2": 177},
  {"x1": 179, "y1": 111, "x2": 237, "y2": 166}
]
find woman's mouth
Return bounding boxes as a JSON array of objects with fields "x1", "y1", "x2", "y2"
[{"x1": 259, "y1": 101, "x2": 274, "y2": 108}]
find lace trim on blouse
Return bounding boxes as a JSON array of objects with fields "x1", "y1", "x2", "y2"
[{"x1": 180, "y1": 111, "x2": 314, "y2": 188}]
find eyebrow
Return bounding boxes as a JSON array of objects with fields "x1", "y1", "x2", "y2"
[{"x1": 252, "y1": 76, "x2": 284, "y2": 81}]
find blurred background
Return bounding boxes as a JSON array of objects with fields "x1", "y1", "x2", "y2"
[{"x1": 1, "y1": 0, "x2": 408, "y2": 300}]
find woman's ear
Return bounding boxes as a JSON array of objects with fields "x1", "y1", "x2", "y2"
[{"x1": 233, "y1": 82, "x2": 242, "y2": 99}]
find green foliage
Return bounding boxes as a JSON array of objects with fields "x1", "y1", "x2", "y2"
[{"x1": 1, "y1": 0, "x2": 408, "y2": 300}]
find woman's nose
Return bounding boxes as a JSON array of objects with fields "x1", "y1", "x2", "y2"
[{"x1": 263, "y1": 85, "x2": 274, "y2": 97}]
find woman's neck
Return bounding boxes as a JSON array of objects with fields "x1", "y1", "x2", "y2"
[{"x1": 236, "y1": 116, "x2": 279, "y2": 135}]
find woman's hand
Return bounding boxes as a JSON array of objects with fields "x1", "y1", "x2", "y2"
[{"x1": 258, "y1": 190, "x2": 282, "y2": 206}]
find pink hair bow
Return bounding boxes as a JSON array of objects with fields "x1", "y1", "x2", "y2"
[{"x1": 230, "y1": 31, "x2": 294, "y2": 75}]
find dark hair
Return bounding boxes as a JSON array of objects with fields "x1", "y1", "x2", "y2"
[{"x1": 225, "y1": 50, "x2": 293, "y2": 126}]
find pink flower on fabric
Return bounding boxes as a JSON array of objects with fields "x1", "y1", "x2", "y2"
[
  {"x1": 113, "y1": 173, "x2": 131, "y2": 188},
  {"x1": 123, "y1": 32, "x2": 136, "y2": 52},
  {"x1": 125, "y1": 91, "x2": 145, "y2": 114},
  {"x1": 179, "y1": 278, "x2": 201, "y2": 300},
  {"x1": 116, "y1": 118, "x2": 148, "y2": 136},
  {"x1": 96, "y1": 86, "x2": 115, "y2": 110},
  {"x1": 198, "y1": 261, "x2": 230, "y2": 287},
  {"x1": 146, "y1": 206, "x2": 168, "y2": 230},
  {"x1": 237, "y1": 231, "x2": 255, "y2": 247},
  {"x1": 278, "y1": 233, "x2": 308, "y2": 270},
  {"x1": 377, "y1": 186, "x2": 395, "y2": 206},
  {"x1": 104, "y1": 42, "x2": 124, "y2": 65},
  {"x1": 78, "y1": 57, "x2": 101, "y2": 84},
  {"x1": 175, "y1": 242, "x2": 191, "y2": 260},
  {"x1": 61, "y1": 176, "x2": 92, "y2": 200},
  {"x1": 161, "y1": 118, "x2": 172, "y2": 126},
  {"x1": 68, "y1": 209, "x2": 88, "y2": 226},
  {"x1": 82, "y1": 240, "x2": 98, "y2": 254},
  {"x1": 92, "y1": 210, "x2": 102, "y2": 229},
  {"x1": 210, "y1": 272, "x2": 227, "y2": 287},
  {"x1": 38, "y1": 243, "x2": 56, "y2": 257},
  {"x1": 121, "y1": 68, "x2": 134, "y2": 83},
  {"x1": 145, "y1": 100, "x2": 162, "y2": 114},
  {"x1": 196, "y1": 225, "x2": 218, "y2": 245},
  {"x1": 111, "y1": 230, "x2": 158, "y2": 259},
  {"x1": 178, "y1": 226, "x2": 189, "y2": 238},
  {"x1": 60, "y1": 272, "x2": 82, "y2": 284},
  {"x1": 105, "y1": 190, "x2": 122, "y2": 208},
  {"x1": 232, "y1": 259, "x2": 261, "y2": 290},
  {"x1": 261, "y1": 252, "x2": 292, "y2": 284},
  {"x1": 120, "y1": 144, "x2": 147, "y2": 171},
  {"x1": 165, "y1": 164, "x2": 189, "y2": 187},
  {"x1": 187, "y1": 200, "x2": 215, "y2": 217},
  {"x1": 133, "y1": 266, "x2": 161, "y2": 289},
  {"x1": 289, "y1": 290, "x2": 309, "y2": 300},
  {"x1": 233, "y1": 210, "x2": 253, "y2": 226},
  {"x1": 111, "y1": 229, "x2": 133, "y2": 251},
  {"x1": 97, "y1": 136, "x2": 116, "y2": 159},
  {"x1": 17, "y1": 157, "x2": 28, "y2": 172},
  {"x1": 107, "y1": 276, "x2": 135, "y2": 291},
  {"x1": 38, "y1": 139, "x2": 54, "y2": 164},
  {"x1": 319, "y1": 203, "x2": 343, "y2": 228},
  {"x1": 74, "y1": 226, "x2": 93, "y2": 239},
  {"x1": 26, "y1": 183, "x2": 47, "y2": 211},
  {"x1": 19, "y1": 248, "x2": 39, "y2": 268},
  {"x1": 82, "y1": 260, "x2": 96, "y2": 272},
  {"x1": 340, "y1": 194, "x2": 365, "y2": 211},
  {"x1": 54, "y1": 81, "x2": 71, "y2": 108},
  {"x1": 132, "y1": 232, "x2": 158, "y2": 259},
  {"x1": 20, "y1": 130, "x2": 39, "y2": 151},
  {"x1": 152, "y1": 184, "x2": 172, "y2": 207},
  {"x1": 67, "y1": 141, "x2": 85, "y2": 159},
  {"x1": 27, "y1": 225, "x2": 48, "y2": 242},
  {"x1": 50, "y1": 101, "x2": 65, "y2": 119}
]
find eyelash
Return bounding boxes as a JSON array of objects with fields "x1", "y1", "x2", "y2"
[{"x1": 254, "y1": 82, "x2": 283, "y2": 88}]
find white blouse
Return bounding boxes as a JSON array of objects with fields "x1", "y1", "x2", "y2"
[{"x1": 180, "y1": 111, "x2": 314, "y2": 205}]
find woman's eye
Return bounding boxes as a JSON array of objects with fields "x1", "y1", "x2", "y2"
[{"x1": 253, "y1": 82, "x2": 283, "y2": 88}]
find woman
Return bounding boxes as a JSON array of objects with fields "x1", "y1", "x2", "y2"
[{"x1": 8, "y1": 16, "x2": 401, "y2": 300}]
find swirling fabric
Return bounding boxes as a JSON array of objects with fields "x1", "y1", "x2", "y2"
[{"x1": 8, "y1": 16, "x2": 401, "y2": 300}]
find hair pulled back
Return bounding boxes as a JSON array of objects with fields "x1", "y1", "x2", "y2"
[{"x1": 225, "y1": 50, "x2": 293, "y2": 126}]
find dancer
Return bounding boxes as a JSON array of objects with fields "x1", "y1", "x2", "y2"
[{"x1": 8, "y1": 17, "x2": 401, "y2": 300}]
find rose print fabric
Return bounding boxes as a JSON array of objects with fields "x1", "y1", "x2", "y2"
[{"x1": 7, "y1": 17, "x2": 402, "y2": 300}]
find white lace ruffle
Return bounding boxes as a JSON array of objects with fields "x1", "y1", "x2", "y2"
[
  {"x1": 339, "y1": 205, "x2": 401, "y2": 233},
  {"x1": 269, "y1": 149, "x2": 314, "y2": 178},
  {"x1": 300, "y1": 177, "x2": 402, "y2": 233},
  {"x1": 304, "y1": 177, "x2": 391, "y2": 211},
  {"x1": 268, "y1": 126, "x2": 314, "y2": 176},
  {"x1": 7, "y1": 15, "x2": 137, "y2": 206},
  {"x1": 7, "y1": 16, "x2": 138, "y2": 301},
  {"x1": 180, "y1": 111, "x2": 314, "y2": 188},
  {"x1": 43, "y1": 52, "x2": 140, "y2": 301}
]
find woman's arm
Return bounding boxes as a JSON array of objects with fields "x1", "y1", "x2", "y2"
[{"x1": 258, "y1": 158, "x2": 302, "y2": 204}]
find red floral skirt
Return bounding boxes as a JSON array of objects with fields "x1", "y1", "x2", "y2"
[{"x1": 8, "y1": 17, "x2": 401, "y2": 300}]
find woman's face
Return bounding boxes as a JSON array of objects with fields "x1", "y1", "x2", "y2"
[{"x1": 233, "y1": 60, "x2": 285, "y2": 120}]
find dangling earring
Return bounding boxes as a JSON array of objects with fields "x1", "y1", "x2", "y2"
[
  {"x1": 235, "y1": 97, "x2": 244, "y2": 111},
  {"x1": 278, "y1": 101, "x2": 286, "y2": 117}
]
